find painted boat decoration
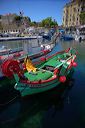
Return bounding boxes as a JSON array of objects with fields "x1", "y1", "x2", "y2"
[
  {"x1": 0, "y1": 49, "x2": 50, "y2": 78},
  {"x1": 1, "y1": 48, "x2": 77, "y2": 97}
]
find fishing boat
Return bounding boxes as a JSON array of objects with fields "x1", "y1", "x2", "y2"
[
  {"x1": 1, "y1": 48, "x2": 77, "y2": 97},
  {"x1": 0, "y1": 49, "x2": 50, "y2": 78}
]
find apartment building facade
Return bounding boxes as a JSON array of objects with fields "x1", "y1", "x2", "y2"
[{"x1": 63, "y1": 0, "x2": 85, "y2": 28}]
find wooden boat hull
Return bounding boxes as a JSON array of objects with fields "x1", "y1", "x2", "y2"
[
  {"x1": 15, "y1": 78, "x2": 58, "y2": 97},
  {"x1": 15, "y1": 69, "x2": 71, "y2": 97},
  {"x1": 1, "y1": 48, "x2": 77, "y2": 97}
]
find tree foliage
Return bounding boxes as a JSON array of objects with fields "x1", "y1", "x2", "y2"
[
  {"x1": 14, "y1": 16, "x2": 22, "y2": 21},
  {"x1": 40, "y1": 17, "x2": 58, "y2": 27},
  {"x1": 80, "y1": 12, "x2": 85, "y2": 25},
  {"x1": 13, "y1": 15, "x2": 58, "y2": 28},
  {"x1": 24, "y1": 16, "x2": 31, "y2": 22},
  {"x1": 13, "y1": 15, "x2": 31, "y2": 27},
  {"x1": 13, "y1": 16, "x2": 22, "y2": 26},
  {"x1": 30, "y1": 21, "x2": 37, "y2": 26}
]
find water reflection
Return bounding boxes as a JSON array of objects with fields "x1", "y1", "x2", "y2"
[
  {"x1": 0, "y1": 73, "x2": 75, "y2": 128},
  {"x1": 0, "y1": 40, "x2": 85, "y2": 128}
]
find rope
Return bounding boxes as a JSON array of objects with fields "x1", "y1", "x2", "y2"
[
  {"x1": 0, "y1": 84, "x2": 28, "y2": 107},
  {"x1": 0, "y1": 95, "x2": 19, "y2": 106}
]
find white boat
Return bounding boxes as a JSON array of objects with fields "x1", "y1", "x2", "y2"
[
  {"x1": 75, "y1": 34, "x2": 85, "y2": 41},
  {"x1": 41, "y1": 44, "x2": 52, "y2": 51},
  {"x1": 75, "y1": 26, "x2": 85, "y2": 41}
]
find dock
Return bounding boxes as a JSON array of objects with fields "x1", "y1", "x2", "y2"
[{"x1": 0, "y1": 36, "x2": 42, "y2": 42}]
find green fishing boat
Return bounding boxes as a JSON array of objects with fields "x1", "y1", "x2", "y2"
[{"x1": 1, "y1": 48, "x2": 77, "y2": 97}]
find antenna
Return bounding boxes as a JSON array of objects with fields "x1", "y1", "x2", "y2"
[{"x1": 19, "y1": 11, "x2": 24, "y2": 17}]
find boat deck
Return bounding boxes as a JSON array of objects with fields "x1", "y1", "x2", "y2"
[
  {"x1": 23, "y1": 53, "x2": 71, "y2": 82},
  {"x1": 41, "y1": 53, "x2": 67, "y2": 68},
  {"x1": 44, "y1": 56, "x2": 61, "y2": 67},
  {"x1": 24, "y1": 70, "x2": 53, "y2": 81}
]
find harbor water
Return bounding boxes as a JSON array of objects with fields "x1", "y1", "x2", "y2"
[
  {"x1": 0, "y1": 39, "x2": 85, "y2": 128},
  {"x1": 0, "y1": 38, "x2": 42, "y2": 55}
]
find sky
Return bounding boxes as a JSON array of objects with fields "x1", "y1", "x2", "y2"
[{"x1": 0, "y1": 0, "x2": 70, "y2": 25}]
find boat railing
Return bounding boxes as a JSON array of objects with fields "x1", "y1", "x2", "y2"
[
  {"x1": 38, "y1": 68, "x2": 53, "y2": 74},
  {"x1": 54, "y1": 55, "x2": 75, "y2": 69},
  {"x1": 65, "y1": 55, "x2": 74, "y2": 62}
]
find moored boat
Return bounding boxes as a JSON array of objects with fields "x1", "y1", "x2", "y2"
[
  {"x1": 1, "y1": 48, "x2": 77, "y2": 97},
  {"x1": 0, "y1": 46, "x2": 11, "y2": 56},
  {"x1": 0, "y1": 49, "x2": 50, "y2": 78},
  {"x1": 61, "y1": 34, "x2": 74, "y2": 41}
]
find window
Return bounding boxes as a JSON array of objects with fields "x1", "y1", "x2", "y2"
[
  {"x1": 73, "y1": 8, "x2": 76, "y2": 12},
  {"x1": 81, "y1": 7, "x2": 83, "y2": 11}
]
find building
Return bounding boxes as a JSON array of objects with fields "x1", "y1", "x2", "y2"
[
  {"x1": 63, "y1": 0, "x2": 85, "y2": 28},
  {"x1": 0, "y1": 13, "x2": 30, "y2": 34},
  {"x1": 1, "y1": 13, "x2": 17, "y2": 25},
  {"x1": 0, "y1": 13, "x2": 21, "y2": 34}
]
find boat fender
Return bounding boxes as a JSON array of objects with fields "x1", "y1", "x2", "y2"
[
  {"x1": 72, "y1": 62, "x2": 77, "y2": 67},
  {"x1": 40, "y1": 57, "x2": 46, "y2": 61},
  {"x1": 65, "y1": 48, "x2": 70, "y2": 53},
  {"x1": 59, "y1": 76, "x2": 66, "y2": 83},
  {"x1": 43, "y1": 49, "x2": 49, "y2": 54}
]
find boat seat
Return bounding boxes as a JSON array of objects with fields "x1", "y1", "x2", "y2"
[
  {"x1": 60, "y1": 59, "x2": 66, "y2": 63},
  {"x1": 41, "y1": 65, "x2": 55, "y2": 72}
]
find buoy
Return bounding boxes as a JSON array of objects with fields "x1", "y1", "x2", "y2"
[
  {"x1": 59, "y1": 76, "x2": 66, "y2": 83},
  {"x1": 40, "y1": 57, "x2": 46, "y2": 61},
  {"x1": 42, "y1": 49, "x2": 49, "y2": 54},
  {"x1": 65, "y1": 48, "x2": 70, "y2": 53},
  {"x1": 72, "y1": 62, "x2": 77, "y2": 67}
]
